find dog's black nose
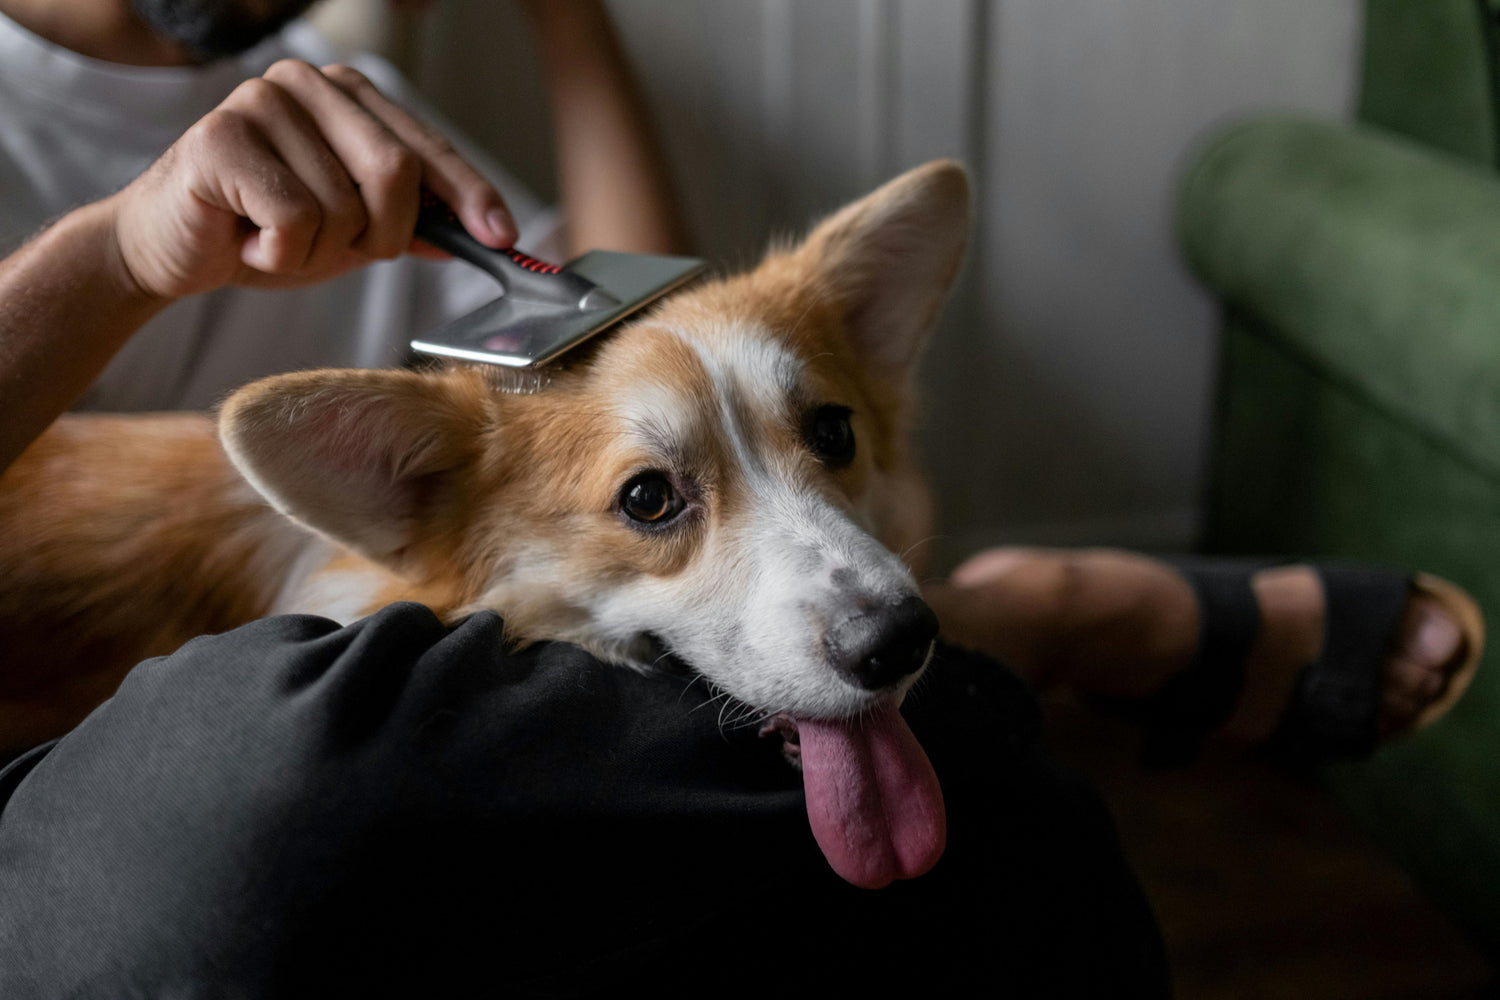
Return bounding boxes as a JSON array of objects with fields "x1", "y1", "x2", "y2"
[{"x1": 826, "y1": 595, "x2": 939, "y2": 691}]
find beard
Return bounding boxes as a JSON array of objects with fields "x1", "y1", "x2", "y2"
[{"x1": 127, "y1": 0, "x2": 321, "y2": 59}]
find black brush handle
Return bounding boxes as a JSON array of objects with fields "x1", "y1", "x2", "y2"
[{"x1": 414, "y1": 195, "x2": 617, "y2": 310}]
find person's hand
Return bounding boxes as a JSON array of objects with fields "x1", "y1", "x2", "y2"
[{"x1": 107, "y1": 59, "x2": 516, "y2": 301}]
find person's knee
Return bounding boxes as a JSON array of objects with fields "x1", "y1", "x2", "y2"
[
  {"x1": 1020, "y1": 549, "x2": 1123, "y2": 628},
  {"x1": 945, "y1": 546, "x2": 1120, "y2": 627},
  {"x1": 1041, "y1": 549, "x2": 1197, "y2": 662}
]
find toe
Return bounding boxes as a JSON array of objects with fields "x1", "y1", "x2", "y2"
[
  {"x1": 1380, "y1": 595, "x2": 1464, "y2": 733},
  {"x1": 1386, "y1": 649, "x2": 1446, "y2": 700},
  {"x1": 1401, "y1": 598, "x2": 1464, "y2": 665},
  {"x1": 1381, "y1": 680, "x2": 1422, "y2": 724}
]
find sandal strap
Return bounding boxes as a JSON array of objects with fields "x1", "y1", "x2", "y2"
[
  {"x1": 1262, "y1": 566, "x2": 1411, "y2": 765},
  {"x1": 1137, "y1": 560, "x2": 1264, "y2": 767}
]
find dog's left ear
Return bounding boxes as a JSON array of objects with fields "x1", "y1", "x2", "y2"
[{"x1": 794, "y1": 159, "x2": 970, "y2": 384}]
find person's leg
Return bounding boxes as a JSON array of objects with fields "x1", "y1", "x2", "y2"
[
  {"x1": 0, "y1": 601, "x2": 1171, "y2": 997},
  {"x1": 922, "y1": 548, "x2": 1470, "y2": 743}
]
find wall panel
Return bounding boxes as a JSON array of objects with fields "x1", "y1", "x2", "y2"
[{"x1": 316, "y1": 0, "x2": 1361, "y2": 564}]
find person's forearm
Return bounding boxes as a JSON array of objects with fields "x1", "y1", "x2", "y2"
[
  {"x1": 0, "y1": 199, "x2": 168, "y2": 474},
  {"x1": 0, "y1": 57, "x2": 519, "y2": 477},
  {"x1": 520, "y1": 0, "x2": 690, "y2": 256}
]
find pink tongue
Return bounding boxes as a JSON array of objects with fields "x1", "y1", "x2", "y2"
[{"x1": 797, "y1": 702, "x2": 946, "y2": 889}]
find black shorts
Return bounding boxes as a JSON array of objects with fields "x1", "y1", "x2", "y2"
[{"x1": 0, "y1": 603, "x2": 1168, "y2": 997}]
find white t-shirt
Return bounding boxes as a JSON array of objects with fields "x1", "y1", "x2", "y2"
[{"x1": 0, "y1": 15, "x2": 559, "y2": 412}]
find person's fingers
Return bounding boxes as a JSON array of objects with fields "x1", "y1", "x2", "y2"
[
  {"x1": 259, "y1": 60, "x2": 422, "y2": 260},
  {"x1": 113, "y1": 59, "x2": 513, "y2": 299},
  {"x1": 221, "y1": 72, "x2": 370, "y2": 272},
  {"x1": 405, "y1": 241, "x2": 450, "y2": 262},
  {"x1": 318, "y1": 63, "x2": 517, "y2": 248},
  {"x1": 176, "y1": 103, "x2": 325, "y2": 276}
]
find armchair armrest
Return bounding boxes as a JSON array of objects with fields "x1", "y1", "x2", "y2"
[{"x1": 1178, "y1": 114, "x2": 1500, "y2": 476}]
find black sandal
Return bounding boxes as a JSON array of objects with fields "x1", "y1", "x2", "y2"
[{"x1": 1131, "y1": 560, "x2": 1483, "y2": 768}]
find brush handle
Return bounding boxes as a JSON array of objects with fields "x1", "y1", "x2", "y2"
[{"x1": 414, "y1": 196, "x2": 618, "y2": 311}]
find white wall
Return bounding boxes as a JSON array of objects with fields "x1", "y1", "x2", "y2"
[
  {"x1": 317, "y1": 0, "x2": 1362, "y2": 568},
  {"x1": 969, "y1": 0, "x2": 1361, "y2": 558}
]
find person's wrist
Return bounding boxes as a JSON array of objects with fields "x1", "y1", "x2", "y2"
[{"x1": 87, "y1": 195, "x2": 174, "y2": 309}]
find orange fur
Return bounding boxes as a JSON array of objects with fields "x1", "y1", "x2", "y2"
[
  {"x1": 0, "y1": 415, "x2": 305, "y2": 748},
  {"x1": 0, "y1": 160, "x2": 968, "y2": 755}
]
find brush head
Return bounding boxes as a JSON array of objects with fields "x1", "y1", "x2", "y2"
[
  {"x1": 412, "y1": 250, "x2": 704, "y2": 369},
  {"x1": 480, "y1": 366, "x2": 554, "y2": 395}
]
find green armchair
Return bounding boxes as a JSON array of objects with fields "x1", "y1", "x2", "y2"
[{"x1": 1176, "y1": 0, "x2": 1500, "y2": 961}]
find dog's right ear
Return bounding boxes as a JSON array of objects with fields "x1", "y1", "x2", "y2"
[{"x1": 219, "y1": 368, "x2": 490, "y2": 575}]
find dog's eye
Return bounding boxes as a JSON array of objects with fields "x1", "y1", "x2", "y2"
[
  {"x1": 807, "y1": 405, "x2": 855, "y2": 467},
  {"x1": 619, "y1": 472, "x2": 683, "y2": 524}
]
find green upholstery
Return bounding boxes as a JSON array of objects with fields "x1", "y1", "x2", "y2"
[
  {"x1": 1182, "y1": 118, "x2": 1500, "y2": 464},
  {"x1": 1178, "y1": 2, "x2": 1500, "y2": 961},
  {"x1": 1359, "y1": 0, "x2": 1498, "y2": 166}
]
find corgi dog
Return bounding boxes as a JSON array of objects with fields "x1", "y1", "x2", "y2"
[{"x1": 0, "y1": 160, "x2": 969, "y2": 889}]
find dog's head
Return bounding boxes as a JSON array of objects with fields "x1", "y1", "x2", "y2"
[{"x1": 221, "y1": 160, "x2": 970, "y2": 887}]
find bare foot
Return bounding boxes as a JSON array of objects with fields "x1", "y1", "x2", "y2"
[{"x1": 924, "y1": 549, "x2": 1475, "y2": 748}]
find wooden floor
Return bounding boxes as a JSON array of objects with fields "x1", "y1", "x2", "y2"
[{"x1": 1041, "y1": 698, "x2": 1496, "y2": 999}]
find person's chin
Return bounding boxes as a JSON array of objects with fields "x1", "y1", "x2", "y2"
[{"x1": 126, "y1": 0, "x2": 318, "y2": 59}]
